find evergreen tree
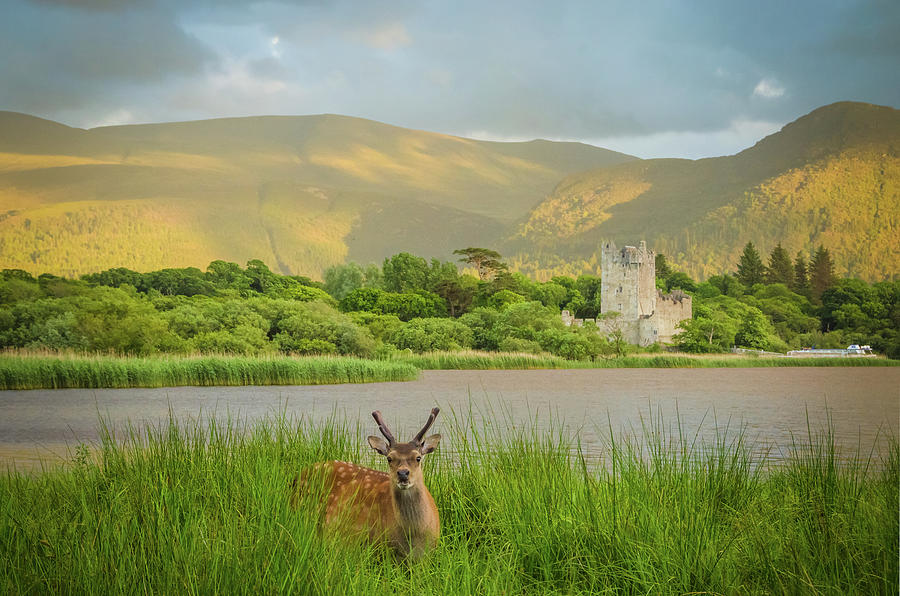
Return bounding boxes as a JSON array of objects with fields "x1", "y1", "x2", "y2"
[
  {"x1": 765, "y1": 243, "x2": 793, "y2": 286},
  {"x1": 453, "y1": 247, "x2": 507, "y2": 281},
  {"x1": 654, "y1": 253, "x2": 672, "y2": 279},
  {"x1": 736, "y1": 242, "x2": 765, "y2": 287},
  {"x1": 809, "y1": 245, "x2": 836, "y2": 303},
  {"x1": 792, "y1": 252, "x2": 809, "y2": 296}
]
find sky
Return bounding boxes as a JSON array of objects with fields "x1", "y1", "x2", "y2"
[{"x1": 2, "y1": 0, "x2": 898, "y2": 159}]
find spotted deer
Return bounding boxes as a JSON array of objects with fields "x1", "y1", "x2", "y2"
[{"x1": 293, "y1": 407, "x2": 442, "y2": 559}]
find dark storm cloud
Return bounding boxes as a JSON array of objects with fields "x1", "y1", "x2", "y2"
[
  {"x1": 1, "y1": 0, "x2": 214, "y2": 116},
  {"x1": 2, "y1": 0, "x2": 898, "y2": 155}
]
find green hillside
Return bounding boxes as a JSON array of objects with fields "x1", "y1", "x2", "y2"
[
  {"x1": 0, "y1": 112, "x2": 634, "y2": 278},
  {"x1": 1, "y1": 102, "x2": 897, "y2": 281},
  {"x1": 507, "y1": 102, "x2": 899, "y2": 281}
]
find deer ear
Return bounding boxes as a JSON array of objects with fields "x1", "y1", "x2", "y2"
[
  {"x1": 367, "y1": 436, "x2": 390, "y2": 455},
  {"x1": 421, "y1": 434, "x2": 441, "y2": 455}
]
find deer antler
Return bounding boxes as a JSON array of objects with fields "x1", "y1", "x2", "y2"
[
  {"x1": 413, "y1": 407, "x2": 440, "y2": 444},
  {"x1": 371, "y1": 410, "x2": 396, "y2": 445}
]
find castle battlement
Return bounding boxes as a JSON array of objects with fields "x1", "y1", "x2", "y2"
[{"x1": 604, "y1": 240, "x2": 652, "y2": 266}]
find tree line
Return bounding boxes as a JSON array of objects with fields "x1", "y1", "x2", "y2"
[{"x1": 0, "y1": 245, "x2": 896, "y2": 359}]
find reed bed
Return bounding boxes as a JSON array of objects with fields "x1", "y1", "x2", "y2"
[
  {"x1": 0, "y1": 354, "x2": 419, "y2": 390},
  {"x1": 397, "y1": 350, "x2": 899, "y2": 370},
  {"x1": 1, "y1": 412, "x2": 896, "y2": 594}
]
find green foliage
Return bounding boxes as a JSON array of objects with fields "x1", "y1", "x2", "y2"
[
  {"x1": 390, "y1": 318, "x2": 474, "y2": 352},
  {"x1": 453, "y1": 247, "x2": 508, "y2": 280},
  {"x1": 323, "y1": 262, "x2": 382, "y2": 301},
  {"x1": 487, "y1": 289, "x2": 527, "y2": 311},
  {"x1": 766, "y1": 242, "x2": 794, "y2": 286},
  {"x1": 382, "y1": 252, "x2": 430, "y2": 293},
  {"x1": 809, "y1": 245, "x2": 837, "y2": 303},
  {"x1": 792, "y1": 251, "x2": 810, "y2": 297},
  {"x1": 736, "y1": 242, "x2": 766, "y2": 287}
]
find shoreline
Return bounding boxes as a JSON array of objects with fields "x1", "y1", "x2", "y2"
[{"x1": 0, "y1": 351, "x2": 897, "y2": 390}]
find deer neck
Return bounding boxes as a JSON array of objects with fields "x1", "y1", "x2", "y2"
[{"x1": 392, "y1": 484, "x2": 430, "y2": 523}]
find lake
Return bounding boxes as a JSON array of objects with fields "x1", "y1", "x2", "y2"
[{"x1": 1, "y1": 368, "x2": 897, "y2": 469}]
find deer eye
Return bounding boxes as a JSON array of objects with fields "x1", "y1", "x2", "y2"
[
  {"x1": 386, "y1": 457, "x2": 393, "y2": 463},
  {"x1": 416, "y1": 456, "x2": 422, "y2": 462}
]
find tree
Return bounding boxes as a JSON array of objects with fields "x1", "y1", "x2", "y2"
[
  {"x1": 809, "y1": 245, "x2": 836, "y2": 304},
  {"x1": 432, "y1": 275, "x2": 476, "y2": 317},
  {"x1": 453, "y1": 248, "x2": 507, "y2": 281},
  {"x1": 792, "y1": 252, "x2": 810, "y2": 297},
  {"x1": 736, "y1": 242, "x2": 765, "y2": 287},
  {"x1": 665, "y1": 272, "x2": 697, "y2": 293},
  {"x1": 654, "y1": 253, "x2": 673, "y2": 279},
  {"x1": 383, "y1": 253, "x2": 430, "y2": 293},
  {"x1": 323, "y1": 262, "x2": 366, "y2": 301},
  {"x1": 765, "y1": 243, "x2": 793, "y2": 286}
]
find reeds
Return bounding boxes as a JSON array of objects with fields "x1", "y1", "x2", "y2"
[
  {"x1": 0, "y1": 353, "x2": 419, "y2": 390},
  {"x1": 396, "y1": 350, "x2": 899, "y2": 370},
  {"x1": 1, "y1": 412, "x2": 896, "y2": 594}
]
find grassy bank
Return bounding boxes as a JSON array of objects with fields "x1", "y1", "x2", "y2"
[
  {"x1": 0, "y1": 351, "x2": 895, "y2": 390},
  {"x1": 1, "y1": 414, "x2": 896, "y2": 594},
  {"x1": 395, "y1": 350, "x2": 900, "y2": 370},
  {"x1": 0, "y1": 354, "x2": 419, "y2": 390}
]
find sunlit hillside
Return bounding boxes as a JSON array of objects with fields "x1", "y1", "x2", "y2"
[
  {"x1": 507, "y1": 102, "x2": 900, "y2": 281},
  {"x1": 1, "y1": 102, "x2": 897, "y2": 281},
  {"x1": 0, "y1": 112, "x2": 634, "y2": 278}
]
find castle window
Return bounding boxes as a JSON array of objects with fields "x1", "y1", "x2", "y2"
[{"x1": 617, "y1": 286, "x2": 622, "y2": 293}]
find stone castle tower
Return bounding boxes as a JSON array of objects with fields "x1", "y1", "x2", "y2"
[
  {"x1": 600, "y1": 240, "x2": 656, "y2": 319},
  {"x1": 563, "y1": 240, "x2": 692, "y2": 346}
]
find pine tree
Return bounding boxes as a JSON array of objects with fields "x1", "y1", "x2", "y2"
[
  {"x1": 809, "y1": 245, "x2": 836, "y2": 303},
  {"x1": 765, "y1": 242, "x2": 793, "y2": 286},
  {"x1": 736, "y1": 242, "x2": 765, "y2": 287},
  {"x1": 654, "y1": 253, "x2": 672, "y2": 279},
  {"x1": 792, "y1": 251, "x2": 809, "y2": 297}
]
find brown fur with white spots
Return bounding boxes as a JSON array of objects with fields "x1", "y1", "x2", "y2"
[{"x1": 292, "y1": 408, "x2": 441, "y2": 559}]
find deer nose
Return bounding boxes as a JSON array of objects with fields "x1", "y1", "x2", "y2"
[{"x1": 397, "y1": 469, "x2": 410, "y2": 482}]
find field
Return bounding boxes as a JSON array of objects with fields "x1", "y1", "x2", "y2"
[{"x1": 1, "y1": 412, "x2": 896, "y2": 594}]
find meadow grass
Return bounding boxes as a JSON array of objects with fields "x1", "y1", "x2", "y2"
[
  {"x1": 395, "y1": 349, "x2": 900, "y2": 370},
  {"x1": 0, "y1": 353, "x2": 419, "y2": 390},
  {"x1": 1, "y1": 412, "x2": 896, "y2": 594}
]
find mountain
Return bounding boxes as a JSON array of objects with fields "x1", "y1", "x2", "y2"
[
  {"x1": 1, "y1": 102, "x2": 897, "y2": 282},
  {"x1": 506, "y1": 102, "x2": 899, "y2": 281},
  {"x1": 0, "y1": 112, "x2": 634, "y2": 278}
]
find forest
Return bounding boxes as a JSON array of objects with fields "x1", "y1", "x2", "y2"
[{"x1": 0, "y1": 244, "x2": 897, "y2": 360}]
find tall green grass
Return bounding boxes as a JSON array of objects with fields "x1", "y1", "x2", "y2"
[
  {"x1": 0, "y1": 354, "x2": 418, "y2": 390},
  {"x1": 395, "y1": 350, "x2": 900, "y2": 370},
  {"x1": 1, "y1": 412, "x2": 896, "y2": 594}
]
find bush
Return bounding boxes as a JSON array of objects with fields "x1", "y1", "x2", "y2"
[{"x1": 391, "y1": 318, "x2": 474, "y2": 352}]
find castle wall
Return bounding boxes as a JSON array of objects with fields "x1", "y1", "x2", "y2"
[
  {"x1": 654, "y1": 290, "x2": 693, "y2": 344},
  {"x1": 563, "y1": 240, "x2": 693, "y2": 347}
]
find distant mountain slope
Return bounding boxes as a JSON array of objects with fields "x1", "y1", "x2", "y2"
[
  {"x1": 506, "y1": 102, "x2": 899, "y2": 281},
  {"x1": 0, "y1": 112, "x2": 634, "y2": 277}
]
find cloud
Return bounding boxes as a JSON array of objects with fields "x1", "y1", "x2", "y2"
[
  {"x1": 4, "y1": 0, "x2": 899, "y2": 157},
  {"x1": 358, "y1": 22, "x2": 412, "y2": 50},
  {"x1": 753, "y1": 78, "x2": 786, "y2": 99}
]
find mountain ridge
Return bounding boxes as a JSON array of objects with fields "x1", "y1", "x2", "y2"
[{"x1": 0, "y1": 102, "x2": 897, "y2": 281}]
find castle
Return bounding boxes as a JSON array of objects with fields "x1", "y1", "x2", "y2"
[{"x1": 561, "y1": 240, "x2": 692, "y2": 346}]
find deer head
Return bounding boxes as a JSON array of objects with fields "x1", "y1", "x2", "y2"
[{"x1": 367, "y1": 407, "x2": 441, "y2": 491}]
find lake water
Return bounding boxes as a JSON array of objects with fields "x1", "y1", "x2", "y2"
[{"x1": 1, "y1": 368, "x2": 897, "y2": 470}]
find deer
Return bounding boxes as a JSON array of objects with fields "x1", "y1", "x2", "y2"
[{"x1": 292, "y1": 407, "x2": 442, "y2": 559}]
